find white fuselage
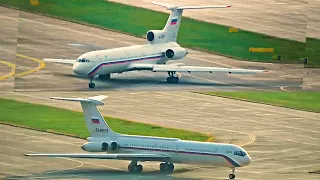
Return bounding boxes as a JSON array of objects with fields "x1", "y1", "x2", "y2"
[
  {"x1": 85, "y1": 135, "x2": 251, "y2": 168},
  {"x1": 72, "y1": 42, "x2": 180, "y2": 77}
]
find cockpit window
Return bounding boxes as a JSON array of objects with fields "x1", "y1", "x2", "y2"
[
  {"x1": 77, "y1": 58, "x2": 90, "y2": 62},
  {"x1": 234, "y1": 151, "x2": 247, "y2": 157}
]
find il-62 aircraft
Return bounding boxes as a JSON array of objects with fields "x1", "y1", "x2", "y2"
[
  {"x1": 26, "y1": 95, "x2": 251, "y2": 179},
  {"x1": 45, "y1": 1, "x2": 266, "y2": 88}
]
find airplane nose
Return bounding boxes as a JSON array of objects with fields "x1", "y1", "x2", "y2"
[
  {"x1": 242, "y1": 155, "x2": 251, "y2": 166},
  {"x1": 73, "y1": 63, "x2": 84, "y2": 75}
]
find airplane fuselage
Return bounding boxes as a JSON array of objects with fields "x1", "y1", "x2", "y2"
[
  {"x1": 83, "y1": 135, "x2": 251, "y2": 168},
  {"x1": 72, "y1": 42, "x2": 181, "y2": 77}
]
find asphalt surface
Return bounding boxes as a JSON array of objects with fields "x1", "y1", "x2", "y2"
[
  {"x1": 1, "y1": 91, "x2": 320, "y2": 180},
  {"x1": 0, "y1": 6, "x2": 306, "y2": 92},
  {"x1": 112, "y1": 0, "x2": 320, "y2": 41}
]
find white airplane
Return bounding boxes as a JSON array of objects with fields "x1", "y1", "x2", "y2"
[
  {"x1": 44, "y1": 1, "x2": 267, "y2": 88},
  {"x1": 26, "y1": 95, "x2": 251, "y2": 179}
]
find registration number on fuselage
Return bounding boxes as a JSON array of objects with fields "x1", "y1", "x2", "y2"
[{"x1": 95, "y1": 128, "x2": 108, "y2": 133}]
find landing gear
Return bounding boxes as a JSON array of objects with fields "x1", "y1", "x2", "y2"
[
  {"x1": 159, "y1": 162, "x2": 174, "y2": 173},
  {"x1": 229, "y1": 167, "x2": 236, "y2": 179},
  {"x1": 128, "y1": 161, "x2": 143, "y2": 173},
  {"x1": 88, "y1": 77, "x2": 95, "y2": 88},
  {"x1": 167, "y1": 71, "x2": 179, "y2": 83},
  {"x1": 99, "y1": 74, "x2": 110, "y2": 80}
]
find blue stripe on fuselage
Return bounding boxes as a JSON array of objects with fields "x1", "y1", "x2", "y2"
[
  {"x1": 121, "y1": 146, "x2": 241, "y2": 167},
  {"x1": 87, "y1": 54, "x2": 164, "y2": 76}
]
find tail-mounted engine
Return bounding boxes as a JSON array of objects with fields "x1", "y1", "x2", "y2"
[
  {"x1": 81, "y1": 141, "x2": 119, "y2": 152},
  {"x1": 165, "y1": 47, "x2": 188, "y2": 60},
  {"x1": 146, "y1": 30, "x2": 167, "y2": 44}
]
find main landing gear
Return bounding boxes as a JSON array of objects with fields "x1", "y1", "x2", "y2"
[
  {"x1": 128, "y1": 161, "x2": 143, "y2": 173},
  {"x1": 229, "y1": 167, "x2": 236, "y2": 179},
  {"x1": 160, "y1": 162, "x2": 174, "y2": 173},
  {"x1": 167, "y1": 71, "x2": 179, "y2": 83},
  {"x1": 127, "y1": 161, "x2": 175, "y2": 173}
]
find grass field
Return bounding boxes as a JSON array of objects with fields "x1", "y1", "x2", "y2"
[
  {"x1": 1, "y1": 0, "x2": 318, "y2": 66},
  {"x1": 0, "y1": 98, "x2": 209, "y2": 141},
  {"x1": 204, "y1": 92, "x2": 320, "y2": 113}
]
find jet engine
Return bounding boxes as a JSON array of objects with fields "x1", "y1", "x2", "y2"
[
  {"x1": 81, "y1": 141, "x2": 119, "y2": 152},
  {"x1": 146, "y1": 30, "x2": 166, "y2": 44},
  {"x1": 110, "y1": 141, "x2": 119, "y2": 151},
  {"x1": 165, "y1": 47, "x2": 188, "y2": 60}
]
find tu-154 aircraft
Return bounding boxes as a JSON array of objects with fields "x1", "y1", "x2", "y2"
[
  {"x1": 44, "y1": 1, "x2": 267, "y2": 88},
  {"x1": 26, "y1": 95, "x2": 251, "y2": 179}
]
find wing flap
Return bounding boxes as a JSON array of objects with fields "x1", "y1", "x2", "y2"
[{"x1": 25, "y1": 153, "x2": 170, "y2": 161}]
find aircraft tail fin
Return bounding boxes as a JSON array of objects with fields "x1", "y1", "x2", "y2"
[
  {"x1": 151, "y1": 1, "x2": 231, "y2": 42},
  {"x1": 49, "y1": 95, "x2": 118, "y2": 139}
]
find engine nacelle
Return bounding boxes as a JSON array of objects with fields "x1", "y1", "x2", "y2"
[
  {"x1": 81, "y1": 141, "x2": 119, "y2": 152},
  {"x1": 146, "y1": 30, "x2": 166, "y2": 44},
  {"x1": 165, "y1": 47, "x2": 188, "y2": 60},
  {"x1": 110, "y1": 141, "x2": 119, "y2": 151}
]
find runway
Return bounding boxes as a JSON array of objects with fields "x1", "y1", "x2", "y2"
[
  {"x1": 1, "y1": 91, "x2": 320, "y2": 180},
  {"x1": 0, "y1": 6, "x2": 305, "y2": 92}
]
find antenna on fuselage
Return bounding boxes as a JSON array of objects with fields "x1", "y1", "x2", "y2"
[{"x1": 150, "y1": 1, "x2": 231, "y2": 42}]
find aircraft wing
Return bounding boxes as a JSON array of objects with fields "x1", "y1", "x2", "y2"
[
  {"x1": 43, "y1": 58, "x2": 76, "y2": 65},
  {"x1": 25, "y1": 153, "x2": 170, "y2": 161},
  {"x1": 128, "y1": 64, "x2": 267, "y2": 74}
]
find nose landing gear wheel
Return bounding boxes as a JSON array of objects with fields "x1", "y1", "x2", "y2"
[
  {"x1": 229, "y1": 174, "x2": 235, "y2": 179},
  {"x1": 229, "y1": 167, "x2": 235, "y2": 179},
  {"x1": 88, "y1": 82, "x2": 95, "y2": 88}
]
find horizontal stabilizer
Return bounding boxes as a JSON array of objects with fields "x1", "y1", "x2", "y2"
[
  {"x1": 177, "y1": 5, "x2": 231, "y2": 10},
  {"x1": 151, "y1": 1, "x2": 231, "y2": 10},
  {"x1": 49, "y1": 95, "x2": 107, "y2": 106},
  {"x1": 150, "y1": 1, "x2": 176, "y2": 9}
]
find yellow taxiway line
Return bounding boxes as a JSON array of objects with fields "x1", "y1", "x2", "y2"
[
  {"x1": 0, "y1": 60, "x2": 16, "y2": 80},
  {"x1": 0, "y1": 54, "x2": 46, "y2": 80},
  {"x1": 15, "y1": 54, "x2": 46, "y2": 77}
]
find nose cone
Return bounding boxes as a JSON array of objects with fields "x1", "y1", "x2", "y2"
[
  {"x1": 241, "y1": 155, "x2": 251, "y2": 166},
  {"x1": 81, "y1": 144, "x2": 85, "y2": 150},
  {"x1": 73, "y1": 63, "x2": 84, "y2": 75}
]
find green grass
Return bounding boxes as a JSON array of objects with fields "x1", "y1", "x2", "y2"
[
  {"x1": 0, "y1": 98, "x2": 209, "y2": 141},
  {"x1": 204, "y1": 92, "x2": 320, "y2": 113},
  {"x1": 305, "y1": 38, "x2": 320, "y2": 67},
  {"x1": 1, "y1": 0, "x2": 319, "y2": 66}
]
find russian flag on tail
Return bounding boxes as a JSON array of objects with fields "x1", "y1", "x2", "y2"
[
  {"x1": 92, "y1": 118, "x2": 100, "y2": 124},
  {"x1": 170, "y1": 18, "x2": 178, "y2": 25}
]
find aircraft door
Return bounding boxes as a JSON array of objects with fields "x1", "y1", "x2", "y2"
[
  {"x1": 124, "y1": 50, "x2": 130, "y2": 59},
  {"x1": 96, "y1": 54, "x2": 104, "y2": 62}
]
